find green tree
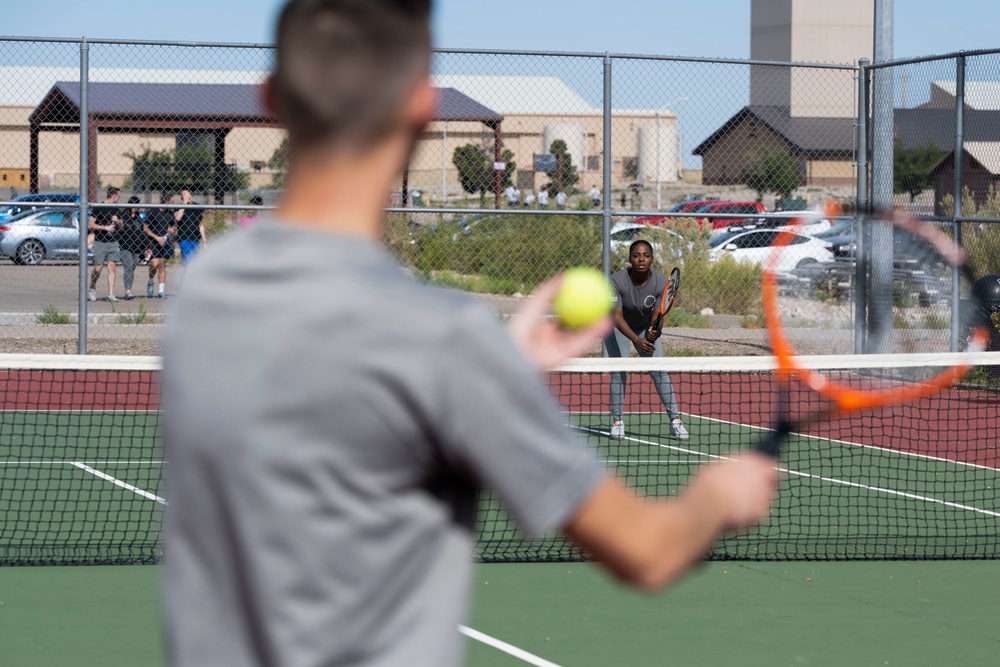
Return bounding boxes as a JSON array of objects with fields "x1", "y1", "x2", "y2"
[
  {"x1": 124, "y1": 143, "x2": 248, "y2": 194},
  {"x1": 452, "y1": 144, "x2": 515, "y2": 203},
  {"x1": 453, "y1": 144, "x2": 491, "y2": 202},
  {"x1": 545, "y1": 139, "x2": 579, "y2": 195},
  {"x1": 740, "y1": 147, "x2": 800, "y2": 201},
  {"x1": 267, "y1": 137, "x2": 290, "y2": 189},
  {"x1": 894, "y1": 140, "x2": 943, "y2": 202}
]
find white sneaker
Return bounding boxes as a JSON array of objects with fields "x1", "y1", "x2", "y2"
[
  {"x1": 106, "y1": 295, "x2": 118, "y2": 303},
  {"x1": 610, "y1": 421, "x2": 625, "y2": 439},
  {"x1": 88, "y1": 289, "x2": 96, "y2": 302},
  {"x1": 670, "y1": 419, "x2": 690, "y2": 441}
]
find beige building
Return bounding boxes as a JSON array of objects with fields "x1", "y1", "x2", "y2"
[
  {"x1": 1, "y1": 68, "x2": 680, "y2": 205},
  {"x1": 410, "y1": 75, "x2": 679, "y2": 202}
]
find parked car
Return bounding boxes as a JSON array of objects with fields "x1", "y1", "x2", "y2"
[
  {"x1": 709, "y1": 228, "x2": 832, "y2": 272},
  {"x1": 709, "y1": 215, "x2": 834, "y2": 238},
  {"x1": 694, "y1": 201, "x2": 767, "y2": 230},
  {"x1": 0, "y1": 207, "x2": 86, "y2": 265},
  {"x1": 0, "y1": 193, "x2": 80, "y2": 222}
]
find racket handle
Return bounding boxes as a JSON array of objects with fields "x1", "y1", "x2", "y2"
[{"x1": 754, "y1": 419, "x2": 792, "y2": 458}]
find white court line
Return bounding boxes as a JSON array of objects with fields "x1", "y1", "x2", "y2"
[
  {"x1": 573, "y1": 425, "x2": 1000, "y2": 519},
  {"x1": 459, "y1": 626, "x2": 562, "y2": 667},
  {"x1": 71, "y1": 462, "x2": 167, "y2": 505},
  {"x1": 0, "y1": 460, "x2": 162, "y2": 466},
  {"x1": 568, "y1": 410, "x2": 1000, "y2": 472}
]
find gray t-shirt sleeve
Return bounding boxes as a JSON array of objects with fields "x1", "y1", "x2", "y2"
[{"x1": 434, "y1": 307, "x2": 606, "y2": 537}]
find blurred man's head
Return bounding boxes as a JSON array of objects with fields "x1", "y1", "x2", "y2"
[{"x1": 268, "y1": 0, "x2": 434, "y2": 159}]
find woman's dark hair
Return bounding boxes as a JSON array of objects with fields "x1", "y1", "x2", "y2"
[
  {"x1": 628, "y1": 239, "x2": 654, "y2": 256},
  {"x1": 128, "y1": 196, "x2": 141, "y2": 205},
  {"x1": 249, "y1": 196, "x2": 264, "y2": 207}
]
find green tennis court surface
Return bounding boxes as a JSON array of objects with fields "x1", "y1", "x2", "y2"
[{"x1": 4, "y1": 560, "x2": 1000, "y2": 667}]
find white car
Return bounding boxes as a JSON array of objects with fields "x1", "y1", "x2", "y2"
[
  {"x1": 709, "y1": 228, "x2": 832, "y2": 272},
  {"x1": 708, "y1": 217, "x2": 834, "y2": 239}
]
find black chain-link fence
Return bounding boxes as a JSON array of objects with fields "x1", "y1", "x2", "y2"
[{"x1": 1, "y1": 37, "x2": 997, "y2": 355}]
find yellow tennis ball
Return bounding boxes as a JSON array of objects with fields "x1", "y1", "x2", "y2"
[{"x1": 553, "y1": 267, "x2": 614, "y2": 328}]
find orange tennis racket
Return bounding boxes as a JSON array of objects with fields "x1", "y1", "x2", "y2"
[
  {"x1": 648, "y1": 267, "x2": 680, "y2": 337},
  {"x1": 754, "y1": 205, "x2": 991, "y2": 458}
]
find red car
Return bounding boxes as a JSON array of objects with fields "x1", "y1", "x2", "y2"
[
  {"x1": 634, "y1": 200, "x2": 723, "y2": 227},
  {"x1": 692, "y1": 201, "x2": 767, "y2": 230}
]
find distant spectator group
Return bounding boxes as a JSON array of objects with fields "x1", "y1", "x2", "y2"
[
  {"x1": 504, "y1": 185, "x2": 567, "y2": 209},
  {"x1": 85, "y1": 186, "x2": 209, "y2": 302}
]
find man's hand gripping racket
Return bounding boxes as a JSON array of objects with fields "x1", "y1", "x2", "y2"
[{"x1": 754, "y1": 204, "x2": 992, "y2": 458}]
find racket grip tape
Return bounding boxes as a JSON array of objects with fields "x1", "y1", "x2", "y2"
[{"x1": 754, "y1": 419, "x2": 793, "y2": 458}]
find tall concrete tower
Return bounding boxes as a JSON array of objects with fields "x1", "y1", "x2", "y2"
[{"x1": 751, "y1": 0, "x2": 874, "y2": 117}]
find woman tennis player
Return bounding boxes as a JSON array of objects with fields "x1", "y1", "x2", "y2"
[{"x1": 605, "y1": 240, "x2": 689, "y2": 440}]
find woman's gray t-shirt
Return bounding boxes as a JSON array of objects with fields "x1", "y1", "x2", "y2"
[{"x1": 610, "y1": 267, "x2": 668, "y2": 334}]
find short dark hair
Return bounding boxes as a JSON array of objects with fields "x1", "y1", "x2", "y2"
[
  {"x1": 249, "y1": 196, "x2": 264, "y2": 206},
  {"x1": 629, "y1": 240, "x2": 654, "y2": 256},
  {"x1": 106, "y1": 186, "x2": 120, "y2": 198},
  {"x1": 128, "y1": 196, "x2": 141, "y2": 205},
  {"x1": 272, "y1": 0, "x2": 432, "y2": 152}
]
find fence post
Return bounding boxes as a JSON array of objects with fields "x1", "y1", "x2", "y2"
[
  {"x1": 854, "y1": 58, "x2": 870, "y2": 354},
  {"x1": 951, "y1": 54, "x2": 966, "y2": 351},
  {"x1": 602, "y1": 53, "x2": 612, "y2": 278},
  {"x1": 78, "y1": 38, "x2": 90, "y2": 355}
]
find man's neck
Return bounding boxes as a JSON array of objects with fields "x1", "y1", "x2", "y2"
[{"x1": 275, "y1": 137, "x2": 407, "y2": 241}]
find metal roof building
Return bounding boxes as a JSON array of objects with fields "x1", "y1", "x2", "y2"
[{"x1": 28, "y1": 81, "x2": 503, "y2": 203}]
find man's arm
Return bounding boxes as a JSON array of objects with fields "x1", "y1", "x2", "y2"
[{"x1": 565, "y1": 457, "x2": 777, "y2": 590}]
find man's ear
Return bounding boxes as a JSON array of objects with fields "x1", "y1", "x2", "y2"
[{"x1": 406, "y1": 78, "x2": 437, "y2": 133}]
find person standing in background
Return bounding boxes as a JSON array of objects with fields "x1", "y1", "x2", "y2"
[
  {"x1": 175, "y1": 187, "x2": 207, "y2": 265},
  {"x1": 119, "y1": 196, "x2": 149, "y2": 299},
  {"x1": 88, "y1": 187, "x2": 122, "y2": 302},
  {"x1": 239, "y1": 196, "x2": 265, "y2": 229},
  {"x1": 144, "y1": 192, "x2": 177, "y2": 299}
]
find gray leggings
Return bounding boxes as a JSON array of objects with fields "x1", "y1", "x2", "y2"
[
  {"x1": 120, "y1": 250, "x2": 140, "y2": 291},
  {"x1": 603, "y1": 327, "x2": 680, "y2": 422}
]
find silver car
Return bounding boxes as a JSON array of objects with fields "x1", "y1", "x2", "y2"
[{"x1": 0, "y1": 208, "x2": 85, "y2": 265}]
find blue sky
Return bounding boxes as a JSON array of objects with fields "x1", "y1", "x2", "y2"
[{"x1": 6, "y1": 0, "x2": 1000, "y2": 59}]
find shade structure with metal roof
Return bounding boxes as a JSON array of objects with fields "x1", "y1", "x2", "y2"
[{"x1": 29, "y1": 81, "x2": 504, "y2": 204}]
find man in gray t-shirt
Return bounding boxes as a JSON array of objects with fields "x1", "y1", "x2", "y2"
[{"x1": 160, "y1": 3, "x2": 778, "y2": 666}]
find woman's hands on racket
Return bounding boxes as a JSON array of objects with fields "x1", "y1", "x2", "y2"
[
  {"x1": 634, "y1": 335, "x2": 657, "y2": 354},
  {"x1": 508, "y1": 274, "x2": 612, "y2": 371}
]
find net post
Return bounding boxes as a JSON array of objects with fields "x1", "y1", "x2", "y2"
[
  {"x1": 854, "y1": 58, "x2": 870, "y2": 354},
  {"x1": 951, "y1": 54, "x2": 966, "y2": 352},
  {"x1": 602, "y1": 53, "x2": 612, "y2": 278},
  {"x1": 78, "y1": 38, "x2": 90, "y2": 355}
]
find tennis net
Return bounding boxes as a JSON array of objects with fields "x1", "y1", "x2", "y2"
[{"x1": 3, "y1": 352, "x2": 1000, "y2": 565}]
